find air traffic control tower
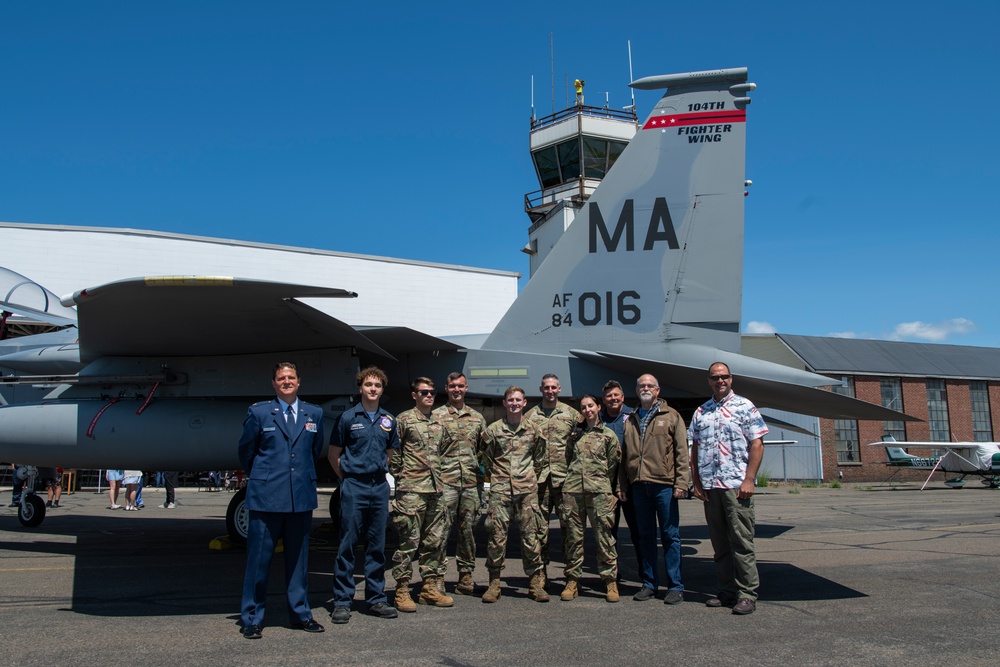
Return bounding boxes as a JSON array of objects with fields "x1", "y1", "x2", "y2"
[{"x1": 522, "y1": 101, "x2": 637, "y2": 276}]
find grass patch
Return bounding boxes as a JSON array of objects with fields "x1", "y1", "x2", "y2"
[
  {"x1": 787, "y1": 487, "x2": 801, "y2": 494},
  {"x1": 756, "y1": 470, "x2": 772, "y2": 487},
  {"x1": 830, "y1": 480, "x2": 842, "y2": 489}
]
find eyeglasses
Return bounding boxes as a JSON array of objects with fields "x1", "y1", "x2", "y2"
[
  {"x1": 417, "y1": 389, "x2": 435, "y2": 396},
  {"x1": 710, "y1": 374, "x2": 732, "y2": 381}
]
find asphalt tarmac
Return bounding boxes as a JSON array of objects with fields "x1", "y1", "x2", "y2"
[{"x1": 2, "y1": 483, "x2": 998, "y2": 666}]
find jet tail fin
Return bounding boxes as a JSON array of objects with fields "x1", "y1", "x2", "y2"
[{"x1": 484, "y1": 68, "x2": 753, "y2": 359}]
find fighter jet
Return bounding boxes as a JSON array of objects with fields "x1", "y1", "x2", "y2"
[{"x1": 0, "y1": 67, "x2": 910, "y2": 537}]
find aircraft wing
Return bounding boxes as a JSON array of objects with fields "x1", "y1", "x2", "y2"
[
  {"x1": 64, "y1": 276, "x2": 393, "y2": 358},
  {"x1": 357, "y1": 326, "x2": 465, "y2": 354},
  {"x1": 865, "y1": 441, "x2": 997, "y2": 449},
  {"x1": 760, "y1": 417, "x2": 817, "y2": 438},
  {"x1": 570, "y1": 348, "x2": 917, "y2": 421}
]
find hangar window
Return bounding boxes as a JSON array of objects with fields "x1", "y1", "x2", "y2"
[
  {"x1": 832, "y1": 376, "x2": 860, "y2": 464},
  {"x1": 880, "y1": 378, "x2": 906, "y2": 441},
  {"x1": 925, "y1": 380, "x2": 950, "y2": 442},
  {"x1": 970, "y1": 381, "x2": 993, "y2": 442}
]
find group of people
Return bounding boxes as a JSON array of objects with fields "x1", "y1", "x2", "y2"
[
  {"x1": 7, "y1": 466, "x2": 171, "y2": 510},
  {"x1": 236, "y1": 360, "x2": 768, "y2": 639},
  {"x1": 105, "y1": 470, "x2": 180, "y2": 510},
  {"x1": 105, "y1": 469, "x2": 144, "y2": 510}
]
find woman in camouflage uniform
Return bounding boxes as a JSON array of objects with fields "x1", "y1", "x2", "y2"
[{"x1": 560, "y1": 394, "x2": 621, "y2": 602}]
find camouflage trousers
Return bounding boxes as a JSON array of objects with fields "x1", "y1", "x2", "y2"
[
  {"x1": 562, "y1": 491, "x2": 618, "y2": 581},
  {"x1": 537, "y1": 479, "x2": 569, "y2": 565},
  {"x1": 484, "y1": 488, "x2": 544, "y2": 576},
  {"x1": 434, "y1": 484, "x2": 482, "y2": 577},
  {"x1": 390, "y1": 491, "x2": 447, "y2": 582}
]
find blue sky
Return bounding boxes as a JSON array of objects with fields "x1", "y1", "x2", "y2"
[{"x1": 3, "y1": 1, "x2": 998, "y2": 347}]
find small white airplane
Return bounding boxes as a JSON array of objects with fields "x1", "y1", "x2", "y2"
[{"x1": 870, "y1": 437, "x2": 1000, "y2": 489}]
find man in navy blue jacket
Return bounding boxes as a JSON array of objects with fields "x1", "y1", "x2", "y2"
[
  {"x1": 328, "y1": 365, "x2": 400, "y2": 624},
  {"x1": 238, "y1": 362, "x2": 325, "y2": 639}
]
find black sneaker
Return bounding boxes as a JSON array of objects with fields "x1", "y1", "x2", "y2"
[
  {"x1": 241, "y1": 624, "x2": 262, "y2": 639},
  {"x1": 664, "y1": 589, "x2": 684, "y2": 605},
  {"x1": 330, "y1": 606, "x2": 351, "y2": 624},
  {"x1": 632, "y1": 586, "x2": 655, "y2": 601},
  {"x1": 53, "y1": 500, "x2": 60, "y2": 508},
  {"x1": 368, "y1": 602, "x2": 398, "y2": 619},
  {"x1": 46, "y1": 500, "x2": 53, "y2": 508}
]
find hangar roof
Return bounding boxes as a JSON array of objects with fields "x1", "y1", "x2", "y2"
[
  {"x1": 0, "y1": 222, "x2": 520, "y2": 338},
  {"x1": 0, "y1": 222, "x2": 519, "y2": 276},
  {"x1": 774, "y1": 334, "x2": 1000, "y2": 380}
]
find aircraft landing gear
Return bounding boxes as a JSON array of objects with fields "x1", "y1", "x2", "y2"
[
  {"x1": 14, "y1": 466, "x2": 46, "y2": 528},
  {"x1": 18, "y1": 493, "x2": 46, "y2": 528},
  {"x1": 225, "y1": 481, "x2": 345, "y2": 546},
  {"x1": 225, "y1": 487, "x2": 248, "y2": 546}
]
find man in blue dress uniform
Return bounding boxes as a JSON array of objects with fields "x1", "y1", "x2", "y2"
[
  {"x1": 329, "y1": 365, "x2": 400, "y2": 624},
  {"x1": 238, "y1": 362, "x2": 325, "y2": 639}
]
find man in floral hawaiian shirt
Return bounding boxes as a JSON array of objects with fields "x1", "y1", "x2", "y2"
[{"x1": 690, "y1": 362, "x2": 768, "y2": 616}]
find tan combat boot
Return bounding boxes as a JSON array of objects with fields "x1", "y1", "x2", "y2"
[
  {"x1": 528, "y1": 572, "x2": 550, "y2": 602},
  {"x1": 456, "y1": 572, "x2": 475, "y2": 595},
  {"x1": 394, "y1": 580, "x2": 416, "y2": 613},
  {"x1": 560, "y1": 578, "x2": 578, "y2": 601},
  {"x1": 605, "y1": 580, "x2": 620, "y2": 603},
  {"x1": 481, "y1": 571, "x2": 502, "y2": 603},
  {"x1": 418, "y1": 577, "x2": 455, "y2": 607}
]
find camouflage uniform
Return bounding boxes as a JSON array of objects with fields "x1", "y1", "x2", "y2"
[
  {"x1": 431, "y1": 403, "x2": 487, "y2": 579},
  {"x1": 562, "y1": 422, "x2": 621, "y2": 582},
  {"x1": 390, "y1": 408, "x2": 447, "y2": 583},
  {"x1": 480, "y1": 417, "x2": 546, "y2": 576},
  {"x1": 524, "y1": 401, "x2": 580, "y2": 565}
]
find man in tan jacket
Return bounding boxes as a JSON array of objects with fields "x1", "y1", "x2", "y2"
[{"x1": 617, "y1": 374, "x2": 689, "y2": 605}]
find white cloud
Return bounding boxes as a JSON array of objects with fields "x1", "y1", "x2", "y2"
[
  {"x1": 887, "y1": 318, "x2": 977, "y2": 342},
  {"x1": 828, "y1": 331, "x2": 858, "y2": 339},
  {"x1": 744, "y1": 320, "x2": 777, "y2": 334}
]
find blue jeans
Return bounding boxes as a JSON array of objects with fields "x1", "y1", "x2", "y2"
[
  {"x1": 632, "y1": 481, "x2": 683, "y2": 591},
  {"x1": 333, "y1": 475, "x2": 390, "y2": 607}
]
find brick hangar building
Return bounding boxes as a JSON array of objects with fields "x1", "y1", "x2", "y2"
[{"x1": 744, "y1": 334, "x2": 1000, "y2": 484}]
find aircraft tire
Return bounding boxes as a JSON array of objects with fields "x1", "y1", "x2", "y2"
[
  {"x1": 225, "y1": 487, "x2": 249, "y2": 546},
  {"x1": 18, "y1": 494, "x2": 46, "y2": 528}
]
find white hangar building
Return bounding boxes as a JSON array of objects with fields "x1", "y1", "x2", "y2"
[{"x1": 0, "y1": 222, "x2": 520, "y2": 338}]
